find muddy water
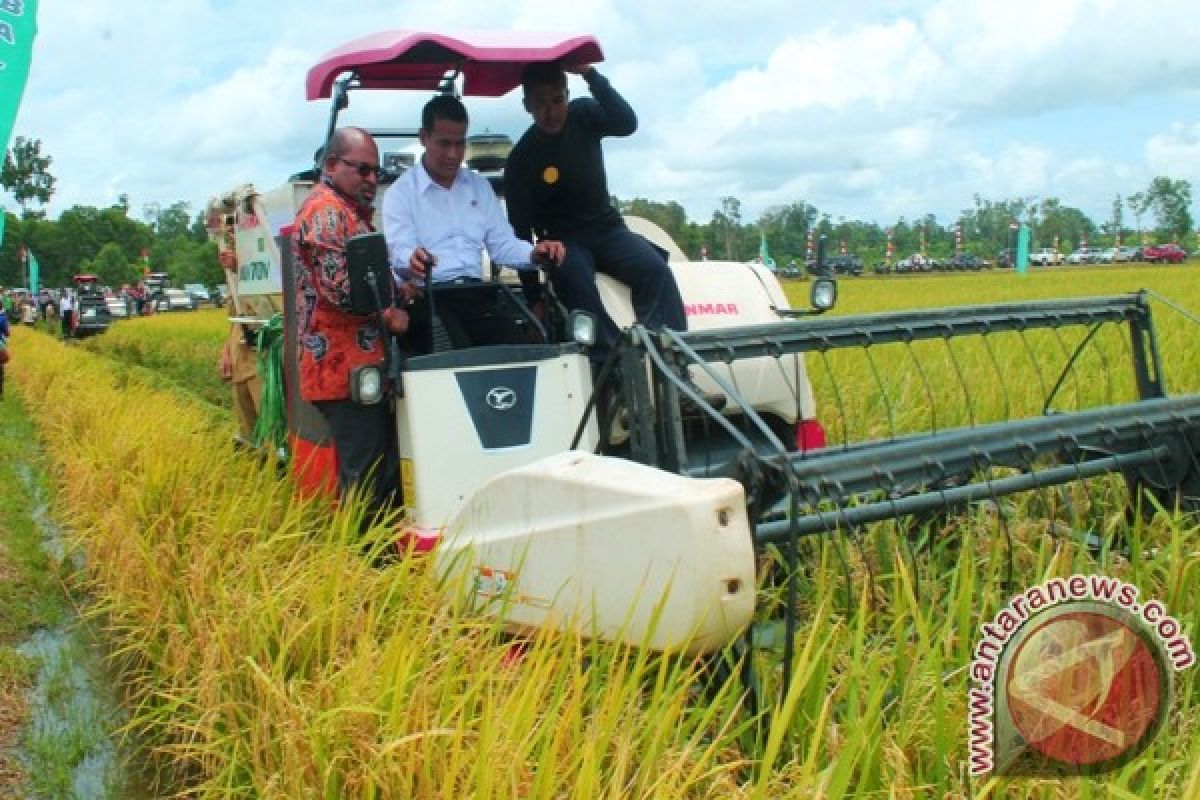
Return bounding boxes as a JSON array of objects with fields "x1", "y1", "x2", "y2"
[{"x1": 16, "y1": 465, "x2": 148, "y2": 799}]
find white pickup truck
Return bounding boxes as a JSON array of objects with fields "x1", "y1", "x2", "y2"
[
  {"x1": 1029, "y1": 247, "x2": 1061, "y2": 266},
  {"x1": 1065, "y1": 247, "x2": 1101, "y2": 265}
]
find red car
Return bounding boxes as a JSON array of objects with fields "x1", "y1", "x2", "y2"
[{"x1": 1143, "y1": 243, "x2": 1188, "y2": 264}]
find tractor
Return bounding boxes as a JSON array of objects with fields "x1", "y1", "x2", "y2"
[{"x1": 208, "y1": 30, "x2": 1200, "y2": 707}]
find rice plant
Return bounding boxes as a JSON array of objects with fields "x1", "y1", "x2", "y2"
[{"x1": 3, "y1": 264, "x2": 1198, "y2": 797}]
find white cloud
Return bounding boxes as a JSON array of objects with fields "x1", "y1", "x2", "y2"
[
  {"x1": 1146, "y1": 122, "x2": 1200, "y2": 178},
  {"x1": 6, "y1": 0, "x2": 1200, "y2": 229}
]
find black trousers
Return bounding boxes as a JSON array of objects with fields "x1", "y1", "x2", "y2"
[
  {"x1": 314, "y1": 398, "x2": 400, "y2": 522},
  {"x1": 543, "y1": 226, "x2": 686, "y2": 363}
]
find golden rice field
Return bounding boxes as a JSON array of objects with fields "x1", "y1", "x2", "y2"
[{"x1": 5, "y1": 264, "x2": 1200, "y2": 798}]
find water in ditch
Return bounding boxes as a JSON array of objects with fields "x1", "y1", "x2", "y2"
[{"x1": 15, "y1": 464, "x2": 148, "y2": 799}]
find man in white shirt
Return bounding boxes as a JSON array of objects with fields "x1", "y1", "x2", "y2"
[
  {"x1": 59, "y1": 289, "x2": 75, "y2": 339},
  {"x1": 381, "y1": 94, "x2": 565, "y2": 349}
]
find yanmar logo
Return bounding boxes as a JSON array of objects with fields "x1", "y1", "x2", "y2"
[{"x1": 685, "y1": 302, "x2": 739, "y2": 316}]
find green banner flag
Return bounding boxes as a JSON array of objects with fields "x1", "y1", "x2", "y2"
[
  {"x1": 758, "y1": 230, "x2": 775, "y2": 268},
  {"x1": 0, "y1": 207, "x2": 5, "y2": 247},
  {"x1": 1, "y1": 0, "x2": 38, "y2": 151},
  {"x1": 27, "y1": 247, "x2": 38, "y2": 293}
]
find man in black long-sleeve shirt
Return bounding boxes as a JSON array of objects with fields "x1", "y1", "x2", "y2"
[{"x1": 505, "y1": 62, "x2": 688, "y2": 367}]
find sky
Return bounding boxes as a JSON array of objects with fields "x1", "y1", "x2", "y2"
[{"x1": 7, "y1": 0, "x2": 1200, "y2": 232}]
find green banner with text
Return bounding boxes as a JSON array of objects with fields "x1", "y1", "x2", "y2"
[{"x1": 1, "y1": 0, "x2": 38, "y2": 153}]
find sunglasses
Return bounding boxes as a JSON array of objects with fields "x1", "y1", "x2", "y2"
[{"x1": 337, "y1": 157, "x2": 382, "y2": 178}]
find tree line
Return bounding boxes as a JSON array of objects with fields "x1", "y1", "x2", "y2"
[
  {"x1": 620, "y1": 180, "x2": 1193, "y2": 267},
  {"x1": 1, "y1": 137, "x2": 221, "y2": 290},
  {"x1": 1, "y1": 136, "x2": 1194, "y2": 291}
]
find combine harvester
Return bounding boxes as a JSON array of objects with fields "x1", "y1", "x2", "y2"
[{"x1": 208, "y1": 30, "x2": 1200, "y2": 706}]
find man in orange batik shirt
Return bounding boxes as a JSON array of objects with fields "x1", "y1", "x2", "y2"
[{"x1": 293, "y1": 126, "x2": 416, "y2": 524}]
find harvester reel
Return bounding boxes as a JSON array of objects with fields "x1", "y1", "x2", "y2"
[{"x1": 1124, "y1": 433, "x2": 1200, "y2": 518}]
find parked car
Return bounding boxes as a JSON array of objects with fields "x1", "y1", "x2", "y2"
[
  {"x1": 1143, "y1": 243, "x2": 1187, "y2": 264},
  {"x1": 896, "y1": 253, "x2": 930, "y2": 273},
  {"x1": 1065, "y1": 247, "x2": 1101, "y2": 264},
  {"x1": 1096, "y1": 247, "x2": 1118, "y2": 264},
  {"x1": 1114, "y1": 245, "x2": 1141, "y2": 262},
  {"x1": 823, "y1": 254, "x2": 864, "y2": 276},
  {"x1": 104, "y1": 291, "x2": 130, "y2": 319},
  {"x1": 183, "y1": 283, "x2": 212, "y2": 306},
  {"x1": 946, "y1": 253, "x2": 985, "y2": 271},
  {"x1": 779, "y1": 263, "x2": 802, "y2": 279},
  {"x1": 1029, "y1": 248, "x2": 1061, "y2": 266},
  {"x1": 156, "y1": 287, "x2": 199, "y2": 312}
]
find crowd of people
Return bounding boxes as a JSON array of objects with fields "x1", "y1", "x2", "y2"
[{"x1": 0, "y1": 282, "x2": 165, "y2": 332}]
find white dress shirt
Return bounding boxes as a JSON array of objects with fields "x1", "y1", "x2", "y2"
[{"x1": 381, "y1": 159, "x2": 535, "y2": 284}]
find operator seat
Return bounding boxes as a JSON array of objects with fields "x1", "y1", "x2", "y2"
[{"x1": 405, "y1": 281, "x2": 545, "y2": 355}]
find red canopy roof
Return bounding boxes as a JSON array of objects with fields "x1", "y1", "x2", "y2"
[{"x1": 305, "y1": 29, "x2": 604, "y2": 101}]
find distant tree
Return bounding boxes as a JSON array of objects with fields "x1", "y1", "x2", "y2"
[
  {"x1": 1103, "y1": 193, "x2": 1124, "y2": 243},
  {"x1": 1126, "y1": 192, "x2": 1147, "y2": 242},
  {"x1": 1036, "y1": 197, "x2": 1095, "y2": 251},
  {"x1": 56, "y1": 204, "x2": 153, "y2": 270},
  {"x1": 758, "y1": 202, "x2": 820, "y2": 261},
  {"x1": 22, "y1": 215, "x2": 74, "y2": 286},
  {"x1": 0, "y1": 210, "x2": 22, "y2": 285},
  {"x1": 1, "y1": 136, "x2": 57, "y2": 217},
  {"x1": 153, "y1": 201, "x2": 194, "y2": 240},
  {"x1": 190, "y1": 210, "x2": 212, "y2": 243},
  {"x1": 958, "y1": 196, "x2": 1021, "y2": 254},
  {"x1": 1142, "y1": 176, "x2": 1192, "y2": 242},
  {"x1": 150, "y1": 237, "x2": 221, "y2": 286},
  {"x1": 617, "y1": 197, "x2": 689, "y2": 247},
  {"x1": 710, "y1": 196, "x2": 743, "y2": 260},
  {"x1": 173, "y1": 239, "x2": 222, "y2": 286},
  {"x1": 92, "y1": 242, "x2": 135, "y2": 286},
  {"x1": 676, "y1": 220, "x2": 705, "y2": 258}
]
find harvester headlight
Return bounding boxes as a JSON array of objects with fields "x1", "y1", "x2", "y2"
[
  {"x1": 350, "y1": 365, "x2": 385, "y2": 405},
  {"x1": 568, "y1": 310, "x2": 597, "y2": 346},
  {"x1": 810, "y1": 278, "x2": 837, "y2": 312}
]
